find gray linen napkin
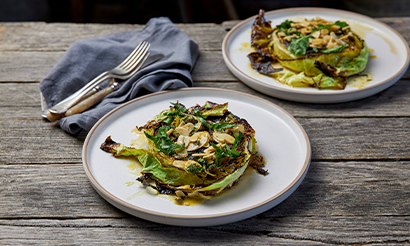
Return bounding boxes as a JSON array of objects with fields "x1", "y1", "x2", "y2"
[{"x1": 39, "y1": 17, "x2": 198, "y2": 135}]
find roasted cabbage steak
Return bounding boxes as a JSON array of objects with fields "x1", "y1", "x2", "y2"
[
  {"x1": 248, "y1": 9, "x2": 369, "y2": 89},
  {"x1": 100, "y1": 102, "x2": 267, "y2": 202}
]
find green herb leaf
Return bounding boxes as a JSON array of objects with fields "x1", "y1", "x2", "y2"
[
  {"x1": 232, "y1": 132, "x2": 244, "y2": 151},
  {"x1": 144, "y1": 126, "x2": 185, "y2": 155},
  {"x1": 186, "y1": 163, "x2": 204, "y2": 173},
  {"x1": 163, "y1": 116, "x2": 173, "y2": 125},
  {"x1": 194, "y1": 110, "x2": 205, "y2": 119},
  {"x1": 163, "y1": 102, "x2": 187, "y2": 117},
  {"x1": 321, "y1": 44, "x2": 347, "y2": 53},
  {"x1": 288, "y1": 33, "x2": 314, "y2": 56},
  {"x1": 276, "y1": 19, "x2": 293, "y2": 34},
  {"x1": 198, "y1": 117, "x2": 237, "y2": 130},
  {"x1": 210, "y1": 122, "x2": 237, "y2": 130},
  {"x1": 211, "y1": 132, "x2": 243, "y2": 166},
  {"x1": 335, "y1": 21, "x2": 348, "y2": 29},
  {"x1": 317, "y1": 24, "x2": 332, "y2": 29}
]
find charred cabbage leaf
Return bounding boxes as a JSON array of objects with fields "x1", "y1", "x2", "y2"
[
  {"x1": 100, "y1": 102, "x2": 267, "y2": 200},
  {"x1": 248, "y1": 9, "x2": 369, "y2": 90}
]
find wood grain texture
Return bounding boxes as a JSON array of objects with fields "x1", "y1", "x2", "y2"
[
  {"x1": 0, "y1": 22, "x2": 226, "y2": 51},
  {"x1": 0, "y1": 161, "x2": 409, "y2": 244},
  {"x1": 0, "y1": 19, "x2": 409, "y2": 244},
  {"x1": 0, "y1": 112, "x2": 408, "y2": 164},
  {"x1": 0, "y1": 18, "x2": 409, "y2": 83},
  {"x1": 1, "y1": 161, "x2": 409, "y2": 218},
  {"x1": 193, "y1": 81, "x2": 410, "y2": 117},
  {"x1": 0, "y1": 83, "x2": 409, "y2": 165},
  {"x1": 2, "y1": 82, "x2": 410, "y2": 118},
  {"x1": 0, "y1": 217, "x2": 408, "y2": 245}
]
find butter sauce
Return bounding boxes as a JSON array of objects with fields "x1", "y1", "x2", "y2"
[
  {"x1": 350, "y1": 22, "x2": 396, "y2": 55},
  {"x1": 348, "y1": 73, "x2": 374, "y2": 89},
  {"x1": 236, "y1": 42, "x2": 255, "y2": 53}
]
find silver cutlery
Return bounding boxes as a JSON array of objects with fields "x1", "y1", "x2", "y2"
[
  {"x1": 48, "y1": 41, "x2": 150, "y2": 115},
  {"x1": 43, "y1": 51, "x2": 150, "y2": 121}
]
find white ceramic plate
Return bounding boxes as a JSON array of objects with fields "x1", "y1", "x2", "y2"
[
  {"x1": 83, "y1": 88, "x2": 311, "y2": 226},
  {"x1": 222, "y1": 8, "x2": 410, "y2": 103}
]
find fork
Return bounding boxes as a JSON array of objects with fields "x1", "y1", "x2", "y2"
[{"x1": 49, "y1": 41, "x2": 150, "y2": 114}]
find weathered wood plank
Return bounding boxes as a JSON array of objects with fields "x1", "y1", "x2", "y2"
[
  {"x1": 0, "y1": 18, "x2": 409, "y2": 83},
  {"x1": 1, "y1": 18, "x2": 409, "y2": 52},
  {"x1": 0, "y1": 22, "x2": 226, "y2": 52},
  {"x1": 0, "y1": 49, "x2": 408, "y2": 82},
  {"x1": 1, "y1": 161, "x2": 408, "y2": 218},
  {"x1": 194, "y1": 81, "x2": 410, "y2": 117},
  {"x1": 0, "y1": 116, "x2": 408, "y2": 164},
  {"x1": 2, "y1": 80, "x2": 410, "y2": 118},
  {"x1": 0, "y1": 216, "x2": 409, "y2": 245},
  {"x1": 0, "y1": 81, "x2": 410, "y2": 164},
  {"x1": 0, "y1": 51, "x2": 237, "y2": 82}
]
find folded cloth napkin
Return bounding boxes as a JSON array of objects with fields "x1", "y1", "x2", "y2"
[{"x1": 39, "y1": 17, "x2": 199, "y2": 135}]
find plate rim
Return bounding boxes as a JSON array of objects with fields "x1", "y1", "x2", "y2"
[
  {"x1": 222, "y1": 7, "x2": 410, "y2": 96},
  {"x1": 82, "y1": 87, "x2": 311, "y2": 220}
]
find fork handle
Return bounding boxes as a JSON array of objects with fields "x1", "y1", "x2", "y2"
[
  {"x1": 65, "y1": 82, "x2": 120, "y2": 117},
  {"x1": 49, "y1": 72, "x2": 109, "y2": 114}
]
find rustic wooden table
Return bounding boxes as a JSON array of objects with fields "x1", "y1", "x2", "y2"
[{"x1": 0, "y1": 18, "x2": 409, "y2": 245}]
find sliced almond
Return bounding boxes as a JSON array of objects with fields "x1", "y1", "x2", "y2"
[
  {"x1": 213, "y1": 132, "x2": 235, "y2": 145},
  {"x1": 312, "y1": 31, "x2": 320, "y2": 39},
  {"x1": 329, "y1": 25, "x2": 340, "y2": 31},
  {"x1": 187, "y1": 131, "x2": 210, "y2": 151},
  {"x1": 326, "y1": 42, "x2": 336, "y2": 49},
  {"x1": 175, "y1": 122, "x2": 194, "y2": 137},
  {"x1": 174, "y1": 148, "x2": 188, "y2": 159},
  {"x1": 320, "y1": 28, "x2": 329, "y2": 36},
  {"x1": 311, "y1": 38, "x2": 323, "y2": 45},
  {"x1": 173, "y1": 159, "x2": 198, "y2": 169}
]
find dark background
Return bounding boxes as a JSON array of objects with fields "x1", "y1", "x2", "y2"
[{"x1": 0, "y1": 0, "x2": 408, "y2": 24}]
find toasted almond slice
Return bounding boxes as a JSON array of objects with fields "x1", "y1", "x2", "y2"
[
  {"x1": 213, "y1": 132, "x2": 235, "y2": 145},
  {"x1": 320, "y1": 28, "x2": 329, "y2": 36},
  {"x1": 175, "y1": 122, "x2": 194, "y2": 137},
  {"x1": 312, "y1": 31, "x2": 320, "y2": 39},
  {"x1": 335, "y1": 38, "x2": 345, "y2": 45},
  {"x1": 326, "y1": 42, "x2": 336, "y2": 49},
  {"x1": 311, "y1": 38, "x2": 323, "y2": 45},
  {"x1": 173, "y1": 159, "x2": 198, "y2": 169},
  {"x1": 187, "y1": 131, "x2": 210, "y2": 151},
  {"x1": 174, "y1": 148, "x2": 188, "y2": 159},
  {"x1": 329, "y1": 25, "x2": 340, "y2": 31},
  {"x1": 323, "y1": 35, "x2": 331, "y2": 43}
]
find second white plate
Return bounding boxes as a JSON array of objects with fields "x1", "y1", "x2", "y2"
[
  {"x1": 83, "y1": 88, "x2": 311, "y2": 226},
  {"x1": 222, "y1": 8, "x2": 410, "y2": 103}
]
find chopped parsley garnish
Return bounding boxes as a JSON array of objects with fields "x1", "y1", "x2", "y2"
[
  {"x1": 144, "y1": 126, "x2": 185, "y2": 155},
  {"x1": 195, "y1": 110, "x2": 237, "y2": 130},
  {"x1": 317, "y1": 24, "x2": 332, "y2": 29},
  {"x1": 198, "y1": 116, "x2": 237, "y2": 130},
  {"x1": 276, "y1": 19, "x2": 293, "y2": 35},
  {"x1": 163, "y1": 102, "x2": 187, "y2": 117},
  {"x1": 163, "y1": 116, "x2": 173, "y2": 125},
  {"x1": 317, "y1": 21, "x2": 348, "y2": 30},
  {"x1": 321, "y1": 44, "x2": 347, "y2": 53},
  {"x1": 186, "y1": 163, "x2": 204, "y2": 173},
  {"x1": 335, "y1": 21, "x2": 348, "y2": 29},
  {"x1": 212, "y1": 132, "x2": 244, "y2": 166}
]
